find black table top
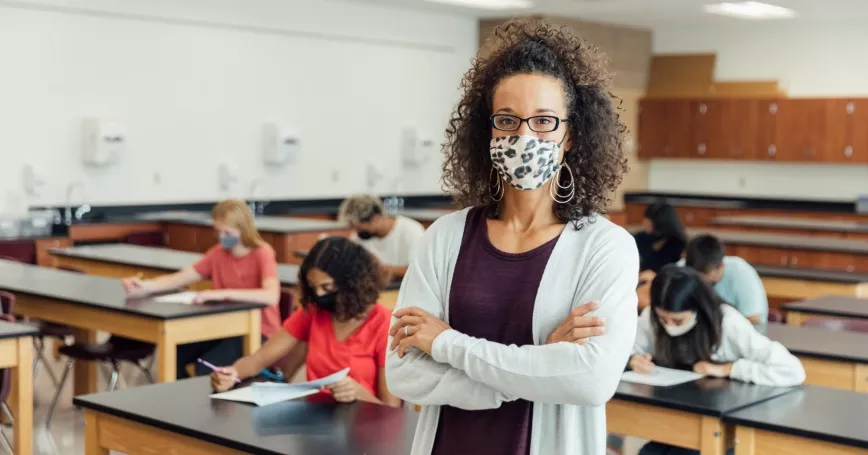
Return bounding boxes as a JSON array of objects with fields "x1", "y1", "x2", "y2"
[
  {"x1": 141, "y1": 211, "x2": 348, "y2": 234},
  {"x1": 51, "y1": 244, "x2": 299, "y2": 286},
  {"x1": 0, "y1": 321, "x2": 38, "y2": 340},
  {"x1": 0, "y1": 259, "x2": 265, "y2": 320},
  {"x1": 761, "y1": 323, "x2": 868, "y2": 364},
  {"x1": 752, "y1": 264, "x2": 868, "y2": 284},
  {"x1": 711, "y1": 215, "x2": 868, "y2": 233},
  {"x1": 623, "y1": 192, "x2": 860, "y2": 214},
  {"x1": 724, "y1": 386, "x2": 868, "y2": 449},
  {"x1": 783, "y1": 296, "x2": 868, "y2": 319},
  {"x1": 613, "y1": 378, "x2": 798, "y2": 417},
  {"x1": 627, "y1": 226, "x2": 868, "y2": 254},
  {"x1": 73, "y1": 377, "x2": 417, "y2": 455}
]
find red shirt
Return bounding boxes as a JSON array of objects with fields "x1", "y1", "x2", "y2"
[
  {"x1": 283, "y1": 303, "x2": 390, "y2": 400},
  {"x1": 193, "y1": 244, "x2": 281, "y2": 338}
]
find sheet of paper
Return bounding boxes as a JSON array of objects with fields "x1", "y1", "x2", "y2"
[
  {"x1": 153, "y1": 291, "x2": 198, "y2": 304},
  {"x1": 210, "y1": 368, "x2": 351, "y2": 407},
  {"x1": 621, "y1": 367, "x2": 703, "y2": 387}
]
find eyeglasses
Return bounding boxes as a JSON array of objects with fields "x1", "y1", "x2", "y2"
[{"x1": 490, "y1": 114, "x2": 568, "y2": 133}]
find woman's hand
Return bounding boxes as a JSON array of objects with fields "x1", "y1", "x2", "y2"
[
  {"x1": 389, "y1": 307, "x2": 451, "y2": 358},
  {"x1": 693, "y1": 361, "x2": 733, "y2": 378},
  {"x1": 194, "y1": 290, "x2": 227, "y2": 304},
  {"x1": 327, "y1": 377, "x2": 364, "y2": 403},
  {"x1": 121, "y1": 276, "x2": 149, "y2": 298},
  {"x1": 629, "y1": 354, "x2": 656, "y2": 374},
  {"x1": 545, "y1": 301, "x2": 605, "y2": 345},
  {"x1": 211, "y1": 366, "x2": 239, "y2": 392}
]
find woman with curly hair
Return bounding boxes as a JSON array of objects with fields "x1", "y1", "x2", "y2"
[
  {"x1": 211, "y1": 237, "x2": 401, "y2": 407},
  {"x1": 385, "y1": 18, "x2": 639, "y2": 454}
]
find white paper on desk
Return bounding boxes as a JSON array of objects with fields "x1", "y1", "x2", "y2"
[
  {"x1": 210, "y1": 368, "x2": 350, "y2": 407},
  {"x1": 153, "y1": 291, "x2": 198, "y2": 304},
  {"x1": 621, "y1": 367, "x2": 703, "y2": 387}
]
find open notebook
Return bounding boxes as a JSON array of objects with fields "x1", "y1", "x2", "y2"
[
  {"x1": 210, "y1": 368, "x2": 350, "y2": 406},
  {"x1": 621, "y1": 367, "x2": 704, "y2": 387},
  {"x1": 153, "y1": 291, "x2": 198, "y2": 304}
]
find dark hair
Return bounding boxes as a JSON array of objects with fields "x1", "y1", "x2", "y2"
[
  {"x1": 644, "y1": 202, "x2": 686, "y2": 243},
  {"x1": 441, "y1": 18, "x2": 628, "y2": 228},
  {"x1": 299, "y1": 237, "x2": 388, "y2": 322},
  {"x1": 650, "y1": 265, "x2": 724, "y2": 368},
  {"x1": 685, "y1": 234, "x2": 725, "y2": 273}
]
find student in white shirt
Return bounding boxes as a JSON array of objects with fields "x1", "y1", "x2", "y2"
[
  {"x1": 629, "y1": 265, "x2": 804, "y2": 455},
  {"x1": 338, "y1": 194, "x2": 425, "y2": 279}
]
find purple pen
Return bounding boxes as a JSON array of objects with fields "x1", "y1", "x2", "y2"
[{"x1": 198, "y1": 358, "x2": 241, "y2": 383}]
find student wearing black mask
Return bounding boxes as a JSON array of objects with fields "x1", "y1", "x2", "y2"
[
  {"x1": 210, "y1": 237, "x2": 401, "y2": 407},
  {"x1": 634, "y1": 202, "x2": 687, "y2": 274},
  {"x1": 338, "y1": 194, "x2": 425, "y2": 278}
]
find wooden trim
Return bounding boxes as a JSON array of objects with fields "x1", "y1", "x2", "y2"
[
  {"x1": 69, "y1": 222, "x2": 161, "y2": 242},
  {"x1": 798, "y1": 356, "x2": 858, "y2": 392},
  {"x1": 51, "y1": 255, "x2": 213, "y2": 291},
  {"x1": 700, "y1": 415, "x2": 729, "y2": 455},
  {"x1": 607, "y1": 399, "x2": 703, "y2": 450},
  {"x1": 761, "y1": 276, "x2": 861, "y2": 300},
  {"x1": 742, "y1": 426, "x2": 868, "y2": 455},
  {"x1": 0, "y1": 338, "x2": 18, "y2": 369},
  {"x1": 163, "y1": 311, "x2": 258, "y2": 346},
  {"x1": 89, "y1": 411, "x2": 243, "y2": 455},
  {"x1": 786, "y1": 311, "x2": 804, "y2": 326},
  {"x1": 9, "y1": 336, "x2": 33, "y2": 455},
  {"x1": 856, "y1": 364, "x2": 868, "y2": 393}
]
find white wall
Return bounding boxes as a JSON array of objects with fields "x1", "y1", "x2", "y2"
[
  {"x1": 649, "y1": 21, "x2": 868, "y2": 201},
  {"x1": 0, "y1": 0, "x2": 478, "y2": 213}
]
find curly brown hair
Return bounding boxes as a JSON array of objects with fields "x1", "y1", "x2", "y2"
[
  {"x1": 442, "y1": 18, "x2": 628, "y2": 228},
  {"x1": 299, "y1": 237, "x2": 388, "y2": 322}
]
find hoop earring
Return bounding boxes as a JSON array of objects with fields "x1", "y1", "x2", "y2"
[
  {"x1": 549, "y1": 163, "x2": 575, "y2": 204},
  {"x1": 490, "y1": 167, "x2": 504, "y2": 202}
]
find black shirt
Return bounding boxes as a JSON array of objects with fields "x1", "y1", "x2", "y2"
[{"x1": 634, "y1": 232, "x2": 685, "y2": 273}]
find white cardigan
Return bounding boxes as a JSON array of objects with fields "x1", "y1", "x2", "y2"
[
  {"x1": 633, "y1": 305, "x2": 805, "y2": 387},
  {"x1": 385, "y1": 208, "x2": 639, "y2": 455}
]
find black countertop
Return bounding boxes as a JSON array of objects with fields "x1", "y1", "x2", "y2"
[
  {"x1": 0, "y1": 259, "x2": 265, "y2": 320},
  {"x1": 51, "y1": 244, "x2": 300, "y2": 286},
  {"x1": 760, "y1": 323, "x2": 868, "y2": 364},
  {"x1": 783, "y1": 296, "x2": 868, "y2": 319},
  {"x1": 613, "y1": 378, "x2": 798, "y2": 417},
  {"x1": 711, "y1": 216, "x2": 868, "y2": 233},
  {"x1": 0, "y1": 321, "x2": 39, "y2": 340},
  {"x1": 752, "y1": 265, "x2": 868, "y2": 284},
  {"x1": 724, "y1": 386, "x2": 868, "y2": 449},
  {"x1": 624, "y1": 192, "x2": 861, "y2": 214},
  {"x1": 141, "y1": 212, "x2": 349, "y2": 234},
  {"x1": 73, "y1": 377, "x2": 417, "y2": 455}
]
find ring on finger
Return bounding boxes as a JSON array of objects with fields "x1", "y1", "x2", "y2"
[{"x1": 404, "y1": 325, "x2": 409, "y2": 336}]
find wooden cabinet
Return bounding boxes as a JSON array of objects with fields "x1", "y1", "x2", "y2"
[
  {"x1": 35, "y1": 238, "x2": 73, "y2": 267},
  {"x1": 691, "y1": 99, "x2": 761, "y2": 160},
  {"x1": 164, "y1": 224, "x2": 208, "y2": 253},
  {"x1": 680, "y1": 207, "x2": 714, "y2": 227},
  {"x1": 826, "y1": 99, "x2": 868, "y2": 163},
  {"x1": 638, "y1": 100, "x2": 691, "y2": 158},
  {"x1": 68, "y1": 223, "x2": 161, "y2": 243}
]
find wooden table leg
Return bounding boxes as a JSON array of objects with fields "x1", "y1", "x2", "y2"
[
  {"x1": 9, "y1": 337, "x2": 33, "y2": 455},
  {"x1": 734, "y1": 427, "x2": 755, "y2": 455},
  {"x1": 242, "y1": 309, "x2": 261, "y2": 356},
  {"x1": 700, "y1": 416, "x2": 727, "y2": 455},
  {"x1": 73, "y1": 328, "x2": 99, "y2": 395},
  {"x1": 156, "y1": 337, "x2": 177, "y2": 383},
  {"x1": 84, "y1": 411, "x2": 108, "y2": 455},
  {"x1": 786, "y1": 312, "x2": 803, "y2": 326}
]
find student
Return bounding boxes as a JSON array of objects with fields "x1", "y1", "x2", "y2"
[
  {"x1": 634, "y1": 202, "x2": 687, "y2": 273},
  {"x1": 629, "y1": 265, "x2": 805, "y2": 455},
  {"x1": 211, "y1": 237, "x2": 401, "y2": 407},
  {"x1": 337, "y1": 194, "x2": 425, "y2": 279},
  {"x1": 680, "y1": 234, "x2": 769, "y2": 324},
  {"x1": 386, "y1": 19, "x2": 637, "y2": 455},
  {"x1": 121, "y1": 199, "x2": 280, "y2": 378}
]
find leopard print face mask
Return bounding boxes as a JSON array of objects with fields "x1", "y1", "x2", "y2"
[{"x1": 489, "y1": 135, "x2": 563, "y2": 191}]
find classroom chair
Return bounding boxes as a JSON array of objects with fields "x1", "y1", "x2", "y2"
[
  {"x1": 802, "y1": 318, "x2": 868, "y2": 333},
  {"x1": 767, "y1": 308, "x2": 784, "y2": 323},
  {"x1": 45, "y1": 336, "x2": 155, "y2": 428}
]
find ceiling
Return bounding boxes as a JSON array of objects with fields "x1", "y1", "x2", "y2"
[{"x1": 345, "y1": 0, "x2": 868, "y2": 28}]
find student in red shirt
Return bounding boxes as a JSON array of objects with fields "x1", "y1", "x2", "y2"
[
  {"x1": 210, "y1": 237, "x2": 401, "y2": 407},
  {"x1": 121, "y1": 199, "x2": 281, "y2": 378}
]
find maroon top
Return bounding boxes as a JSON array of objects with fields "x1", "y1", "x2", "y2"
[{"x1": 431, "y1": 207, "x2": 558, "y2": 455}]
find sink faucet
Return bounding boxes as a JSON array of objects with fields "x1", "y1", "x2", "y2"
[
  {"x1": 249, "y1": 179, "x2": 267, "y2": 215},
  {"x1": 64, "y1": 182, "x2": 84, "y2": 225}
]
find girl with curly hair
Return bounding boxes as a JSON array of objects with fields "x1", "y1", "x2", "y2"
[
  {"x1": 386, "y1": 19, "x2": 639, "y2": 454},
  {"x1": 211, "y1": 237, "x2": 401, "y2": 407}
]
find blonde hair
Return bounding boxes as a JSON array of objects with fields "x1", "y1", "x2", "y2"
[
  {"x1": 337, "y1": 194, "x2": 385, "y2": 225},
  {"x1": 211, "y1": 199, "x2": 265, "y2": 248}
]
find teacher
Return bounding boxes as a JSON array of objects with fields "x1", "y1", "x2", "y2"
[{"x1": 385, "y1": 18, "x2": 639, "y2": 455}]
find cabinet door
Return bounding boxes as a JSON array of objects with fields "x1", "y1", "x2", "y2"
[
  {"x1": 756, "y1": 99, "x2": 780, "y2": 161},
  {"x1": 638, "y1": 100, "x2": 667, "y2": 159},
  {"x1": 721, "y1": 99, "x2": 760, "y2": 160},
  {"x1": 665, "y1": 100, "x2": 692, "y2": 158},
  {"x1": 826, "y1": 99, "x2": 868, "y2": 163},
  {"x1": 680, "y1": 207, "x2": 714, "y2": 227},
  {"x1": 815, "y1": 252, "x2": 861, "y2": 272},
  {"x1": 745, "y1": 246, "x2": 791, "y2": 267},
  {"x1": 774, "y1": 99, "x2": 827, "y2": 161},
  {"x1": 691, "y1": 100, "x2": 723, "y2": 159}
]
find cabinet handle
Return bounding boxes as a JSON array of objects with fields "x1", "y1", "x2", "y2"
[
  {"x1": 730, "y1": 147, "x2": 741, "y2": 157},
  {"x1": 804, "y1": 147, "x2": 816, "y2": 158},
  {"x1": 847, "y1": 102, "x2": 855, "y2": 115},
  {"x1": 847, "y1": 265, "x2": 855, "y2": 272},
  {"x1": 698, "y1": 144, "x2": 707, "y2": 155},
  {"x1": 663, "y1": 146, "x2": 673, "y2": 155},
  {"x1": 780, "y1": 255, "x2": 788, "y2": 266},
  {"x1": 791, "y1": 256, "x2": 799, "y2": 266},
  {"x1": 769, "y1": 103, "x2": 778, "y2": 115},
  {"x1": 768, "y1": 145, "x2": 777, "y2": 157},
  {"x1": 686, "y1": 213, "x2": 695, "y2": 222},
  {"x1": 699, "y1": 103, "x2": 708, "y2": 114},
  {"x1": 845, "y1": 146, "x2": 853, "y2": 158}
]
